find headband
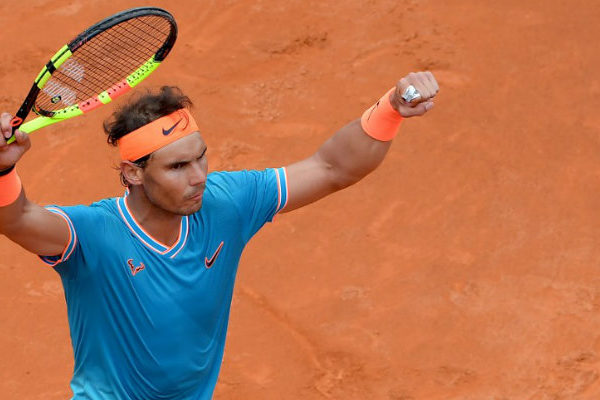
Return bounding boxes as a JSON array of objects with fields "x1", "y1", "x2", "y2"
[{"x1": 118, "y1": 108, "x2": 199, "y2": 161}]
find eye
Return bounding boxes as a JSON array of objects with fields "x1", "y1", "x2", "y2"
[
  {"x1": 198, "y1": 148, "x2": 208, "y2": 160},
  {"x1": 171, "y1": 162, "x2": 186, "y2": 170}
]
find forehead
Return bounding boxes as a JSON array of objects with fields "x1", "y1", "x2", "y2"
[{"x1": 151, "y1": 132, "x2": 206, "y2": 163}]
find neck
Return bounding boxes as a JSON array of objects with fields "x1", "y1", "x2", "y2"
[{"x1": 125, "y1": 186, "x2": 182, "y2": 247}]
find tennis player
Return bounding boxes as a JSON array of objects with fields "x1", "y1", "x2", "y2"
[{"x1": 0, "y1": 72, "x2": 438, "y2": 399}]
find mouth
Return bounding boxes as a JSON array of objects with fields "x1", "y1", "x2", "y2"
[{"x1": 187, "y1": 189, "x2": 205, "y2": 202}]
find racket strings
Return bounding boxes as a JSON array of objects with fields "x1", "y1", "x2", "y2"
[
  {"x1": 91, "y1": 23, "x2": 165, "y2": 65},
  {"x1": 35, "y1": 15, "x2": 173, "y2": 112},
  {"x1": 81, "y1": 16, "x2": 171, "y2": 74},
  {"x1": 75, "y1": 17, "x2": 171, "y2": 86},
  {"x1": 113, "y1": 19, "x2": 169, "y2": 52}
]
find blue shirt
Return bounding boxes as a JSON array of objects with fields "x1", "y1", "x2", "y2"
[{"x1": 39, "y1": 168, "x2": 289, "y2": 400}]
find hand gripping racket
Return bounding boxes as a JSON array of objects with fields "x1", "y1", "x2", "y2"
[{"x1": 7, "y1": 7, "x2": 177, "y2": 144}]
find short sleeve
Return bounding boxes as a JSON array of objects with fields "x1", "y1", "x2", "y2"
[
  {"x1": 37, "y1": 204, "x2": 104, "y2": 278},
  {"x1": 38, "y1": 206, "x2": 79, "y2": 267},
  {"x1": 208, "y1": 168, "x2": 288, "y2": 243}
]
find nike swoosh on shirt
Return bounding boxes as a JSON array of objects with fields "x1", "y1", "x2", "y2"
[
  {"x1": 162, "y1": 118, "x2": 182, "y2": 136},
  {"x1": 205, "y1": 241, "x2": 224, "y2": 268}
]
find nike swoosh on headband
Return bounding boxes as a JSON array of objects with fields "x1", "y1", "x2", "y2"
[{"x1": 162, "y1": 118, "x2": 182, "y2": 136}]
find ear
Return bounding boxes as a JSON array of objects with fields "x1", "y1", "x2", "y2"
[{"x1": 120, "y1": 161, "x2": 144, "y2": 186}]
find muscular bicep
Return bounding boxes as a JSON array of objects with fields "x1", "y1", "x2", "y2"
[
  {"x1": 281, "y1": 119, "x2": 391, "y2": 213},
  {"x1": 1, "y1": 195, "x2": 70, "y2": 257},
  {"x1": 281, "y1": 154, "x2": 340, "y2": 213}
]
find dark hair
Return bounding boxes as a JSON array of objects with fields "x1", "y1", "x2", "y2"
[{"x1": 104, "y1": 86, "x2": 193, "y2": 185}]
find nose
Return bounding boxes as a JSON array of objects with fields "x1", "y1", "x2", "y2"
[{"x1": 189, "y1": 159, "x2": 207, "y2": 186}]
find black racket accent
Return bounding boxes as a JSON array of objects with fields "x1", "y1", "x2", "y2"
[
  {"x1": 45, "y1": 62, "x2": 56, "y2": 74},
  {"x1": 33, "y1": 7, "x2": 177, "y2": 115},
  {"x1": 11, "y1": 85, "x2": 40, "y2": 131}
]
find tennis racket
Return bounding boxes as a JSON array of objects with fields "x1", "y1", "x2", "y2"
[{"x1": 7, "y1": 7, "x2": 177, "y2": 144}]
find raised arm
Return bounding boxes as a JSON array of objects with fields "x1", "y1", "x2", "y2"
[
  {"x1": 282, "y1": 71, "x2": 439, "y2": 213},
  {"x1": 0, "y1": 112, "x2": 70, "y2": 256}
]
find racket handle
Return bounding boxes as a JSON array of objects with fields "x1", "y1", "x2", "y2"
[
  {"x1": 10, "y1": 117, "x2": 23, "y2": 127},
  {"x1": 7, "y1": 117, "x2": 23, "y2": 144}
]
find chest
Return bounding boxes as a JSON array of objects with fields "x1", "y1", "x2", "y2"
[{"x1": 74, "y1": 217, "x2": 244, "y2": 331}]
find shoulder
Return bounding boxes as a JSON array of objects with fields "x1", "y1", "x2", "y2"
[
  {"x1": 205, "y1": 170, "x2": 251, "y2": 199},
  {"x1": 202, "y1": 168, "x2": 287, "y2": 216},
  {"x1": 206, "y1": 169, "x2": 283, "y2": 193},
  {"x1": 45, "y1": 197, "x2": 121, "y2": 227},
  {"x1": 206, "y1": 169, "x2": 250, "y2": 187}
]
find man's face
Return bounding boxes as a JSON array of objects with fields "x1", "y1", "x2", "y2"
[{"x1": 140, "y1": 132, "x2": 208, "y2": 215}]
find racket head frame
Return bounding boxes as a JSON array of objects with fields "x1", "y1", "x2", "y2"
[{"x1": 9, "y1": 7, "x2": 177, "y2": 141}]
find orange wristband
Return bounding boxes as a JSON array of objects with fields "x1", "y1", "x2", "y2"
[
  {"x1": 360, "y1": 87, "x2": 403, "y2": 141},
  {"x1": 0, "y1": 167, "x2": 22, "y2": 206}
]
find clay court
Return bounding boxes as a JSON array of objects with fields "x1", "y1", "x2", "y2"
[{"x1": 1, "y1": 0, "x2": 600, "y2": 398}]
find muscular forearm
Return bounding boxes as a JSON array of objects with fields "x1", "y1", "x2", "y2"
[
  {"x1": 0, "y1": 187, "x2": 27, "y2": 234},
  {"x1": 0, "y1": 173, "x2": 69, "y2": 256},
  {"x1": 282, "y1": 73, "x2": 438, "y2": 213},
  {"x1": 316, "y1": 73, "x2": 438, "y2": 189},
  {"x1": 315, "y1": 118, "x2": 393, "y2": 189},
  {"x1": 0, "y1": 188, "x2": 70, "y2": 256},
  {"x1": 0, "y1": 114, "x2": 70, "y2": 256}
]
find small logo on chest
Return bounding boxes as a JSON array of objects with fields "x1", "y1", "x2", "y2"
[
  {"x1": 205, "y1": 241, "x2": 224, "y2": 269},
  {"x1": 127, "y1": 259, "x2": 146, "y2": 276}
]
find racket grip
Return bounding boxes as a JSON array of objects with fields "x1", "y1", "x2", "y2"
[
  {"x1": 10, "y1": 117, "x2": 22, "y2": 127},
  {"x1": 7, "y1": 117, "x2": 23, "y2": 144}
]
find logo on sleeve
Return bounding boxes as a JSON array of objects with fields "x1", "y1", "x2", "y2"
[
  {"x1": 205, "y1": 241, "x2": 224, "y2": 268},
  {"x1": 127, "y1": 259, "x2": 146, "y2": 275}
]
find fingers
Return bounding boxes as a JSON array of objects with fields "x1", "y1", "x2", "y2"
[
  {"x1": 398, "y1": 71, "x2": 439, "y2": 105},
  {"x1": 0, "y1": 113, "x2": 30, "y2": 160},
  {"x1": 0, "y1": 113, "x2": 12, "y2": 150},
  {"x1": 424, "y1": 71, "x2": 439, "y2": 94},
  {"x1": 14, "y1": 129, "x2": 30, "y2": 149},
  {"x1": 402, "y1": 101, "x2": 434, "y2": 117},
  {"x1": 392, "y1": 71, "x2": 439, "y2": 118},
  {"x1": 0, "y1": 112, "x2": 13, "y2": 142}
]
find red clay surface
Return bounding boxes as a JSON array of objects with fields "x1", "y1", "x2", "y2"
[{"x1": 2, "y1": 0, "x2": 600, "y2": 399}]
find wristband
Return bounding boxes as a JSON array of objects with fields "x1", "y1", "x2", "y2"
[
  {"x1": 360, "y1": 87, "x2": 403, "y2": 141},
  {"x1": 0, "y1": 165, "x2": 15, "y2": 176},
  {"x1": 0, "y1": 167, "x2": 22, "y2": 206}
]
